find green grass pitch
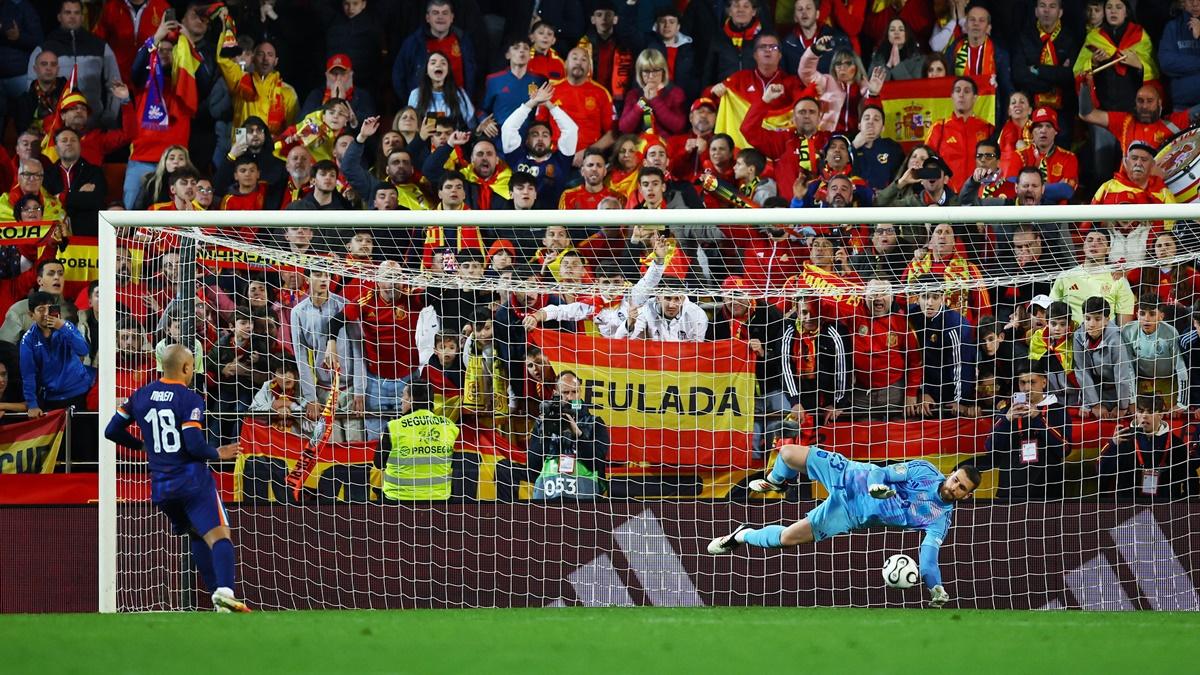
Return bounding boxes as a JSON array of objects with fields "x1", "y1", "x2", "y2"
[{"x1": 5, "y1": 607, "x2": 1199, "y2": 674}]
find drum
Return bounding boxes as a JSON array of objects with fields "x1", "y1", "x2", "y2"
[{"x1": 1156, "y1": 126, "x2": 1200, "y2": 203}]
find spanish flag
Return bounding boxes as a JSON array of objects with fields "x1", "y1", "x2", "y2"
[
  {"x1": 171, "y1": 33, "x2": 204, "y2": 116},
  {"x1": 714, "y1": 70, "x2": 797, "y2": 148},
  {"x1": 39, "y1": 65, "x2": 80, "y2": 163},
  {"x1": 878, "y1": 75, "x2": 996, "y2": 150},
  {"x1": 1073, "y1": 24, "x2": 1159, "y2": 85}
]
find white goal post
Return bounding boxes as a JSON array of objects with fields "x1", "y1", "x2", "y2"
[{"x1": 97, "y1": 203, "x2": 1200, "y2": 613}]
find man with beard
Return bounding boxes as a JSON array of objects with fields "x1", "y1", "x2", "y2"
[
  {"x1": 280, "y1": 146, "x2": 315, "y2": 209},
  {"x1": 559, "y1": 149, "x2": 618, "y2": 210},
  {"x1": 343, "y1": 115, "x2": 431, "y2": 211},
  {"x1": 713, "y1": 32, "x2": 807, "y2": 148},
  {"x1": 1080, "y1": 82, "x2": 1199, "y2": 155},
  {"x1": 667, "y1": 96, "x2": 717, "y2": 183},
  {"x1": 424, "y1": 132, "x2": 513, "y2": 210},
  {"x1": 1012, "y1": 107, "x2": 1078, "y2": 202},
  {"x1": 992, "y1": 226, "x2": 1057, "y2": 324},
  {"x1": 1092, "y1": 140, "x2": 1175, "y2": 206},
  {"x1": 215, "y1": 117, "x2": 285, "y2": 197},
  {"x1": 615, "y1": 267, "x2": 707, "y2": 342},
  {"x1": 963, "y1": 166, "x2": 1070, "y2": 261},
  {"x1": 547, "y1": 47, "x2": 615, "y2": 158},
  {"x1": 742, "y1": 91, "x2": 829, "y2": 201},
  {"x1": 799, "y1": 141, "x2": 872, "y2": 208},
  {"x1": 843, "y1": 279, "x2": 923, "y2": 419},
  {"x1": 500, "y1": 82, "x2": 578, "y2": 208}
]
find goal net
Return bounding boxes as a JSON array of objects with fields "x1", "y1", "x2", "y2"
[{"x1": 98, "y1": 204, "x2": 1200, "y2": 611}]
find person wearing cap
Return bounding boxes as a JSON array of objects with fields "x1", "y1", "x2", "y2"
[
  {"x1": 666, "y1": 96, "x2": 717, "y2": 183},
  {"x1": 1091, "y1": 139, "x2": 1175, "y2": 206},
  {"x1": 300, "y1": 54, "x2": 377, "y2": 126},
  {"x1": 92, "y1": 0, "x2": 171, "y2": 85},
  {"x1": 1159, "y1": 0, "x2": 1200, "y2": 112},
  {"x1": 213, "y1": 116, "x2": 285, "y2": 199},
  {"x1": 1080, "y1": 82, "x2": 1199, "y2": 164},
  {"x1": 1051, "y1": 228, "x2": 1136, "y2": 325},
  {"x1": 51, "y1": 86, "x2": 130, "y2": 167},
  {"x1": 715, "y1": 32, "x2": 807, "y2": 146},
  {"x1": 28, "y1": 1, "x2": 122, "y2": 128},
  {"x1": 924, "y1": 76, "x2": 993, "y2": 192},
  {"x1": 876, "y1": 154, "x2": 961, "y2": 208},
  {"x1": 1013, "y1": 107, "x2": 1078, "y2": 202},
  {"x1": 481, "y1": 37, "x2": 547, "y2": 138},
  {"x1": 1011, "y1": 0, "x2": 1080, "y2": 141}
]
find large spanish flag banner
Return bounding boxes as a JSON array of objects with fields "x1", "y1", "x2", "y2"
[
  {"x1": 880, "y1": 75, "x2": 996, "y2": 150},
  {"x1": 530, "y1": 330, "x2": 756, "y2": 468},
  {"x1": 0, "y1": 221, "x2": 98, "y2": 300},
  {"x1": 0, "y1": 410, "x2": 66, "y2": 474},
  {"x1": 233, "y1": 421, "x2": 377, "y2": 501}
]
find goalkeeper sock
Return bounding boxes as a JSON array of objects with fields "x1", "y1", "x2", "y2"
[
  {"x1": 189, "y1": 537, "x2": 217, "y2": 591},
  {"x1": 740, "y1": 525, "x2": 785, "y2": 548},
  {"x1": 767, "y1": 455, "x2": 800, "y2": 485},
  {"x1": 211, "y1": 539, "x2": 236, "y2": 591}
]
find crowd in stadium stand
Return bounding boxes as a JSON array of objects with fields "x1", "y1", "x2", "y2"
[{"x1": 2, "y1": 0, "x2": 1200, "y2": 501}]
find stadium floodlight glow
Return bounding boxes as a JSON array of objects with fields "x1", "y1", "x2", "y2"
[{"x1": 98, "y1": 204, "x2": 1200, "y2": 613}]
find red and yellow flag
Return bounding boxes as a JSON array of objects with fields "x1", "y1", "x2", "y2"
[
  {"x1": 172, "y1": 33, "x2": 203, "y2": 116},
  {"x1": 879, "y1": 75, "x2": 996, "y2": 151},
  {"x1": 0, "y1": 410, "x2": 66, "y2": 474},
  {"x1": 39, "y1": 65, "x2": 80, "y2": 163},
  {"x1": 530, "y1": 329, "x2": 756, "y2": 468}
]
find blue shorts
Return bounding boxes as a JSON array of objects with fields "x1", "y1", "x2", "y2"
[
  {"x1": 156, "y1": 474, "x2": 229, "y2": 537},
  {"x1": 804, "y1": 448, "x2": 872, "y2": 542}
]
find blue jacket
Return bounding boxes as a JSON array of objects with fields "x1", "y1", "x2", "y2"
[
  {"x1": 19, "y1": 321, "x2": 94, "y2": 408},
  {"x1": 1159, "y1": 12, "x2": 1200, "y2": 109},
  {"x1": 0, "y1": 0, "x2": 41, "y2": 78},
  {"x1": 908, "y1": 306, "x2": 975, "y2": 404},
  {"x1": 392, "y1": 25, "x2": 477, "y2": 101}
]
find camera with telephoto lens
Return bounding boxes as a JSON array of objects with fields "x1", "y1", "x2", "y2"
[{"x1": 540, "y1": 397, "x2": 579, "y2": 438}]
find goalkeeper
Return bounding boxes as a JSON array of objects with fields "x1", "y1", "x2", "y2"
[{"x1": 708, "y1": 444, "x2": 981, "y2": 608}]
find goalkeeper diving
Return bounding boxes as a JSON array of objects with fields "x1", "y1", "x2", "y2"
[{"x1": 708, "y1": 444, "x2": 981, "y2": 608}]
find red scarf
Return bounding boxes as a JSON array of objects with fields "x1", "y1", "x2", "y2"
[
  {"x1": 954, "y1": 38, "x2": 996, "y2": 76},
  {"x1": 1036, "y1": 22, "x2": 1064, "y2": 106},
  {"x1": 1096, "y1": 23, "x2": 1145, "y2": 77},
  {"x1": 723, "y1": 303, "x2": 756, "y2": 340},
  {"x1": 723, "y1": 18, "x2": 762, "y2": 48}
]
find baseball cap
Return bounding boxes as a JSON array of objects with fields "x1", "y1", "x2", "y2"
[
  {"x1": 1127, "y1": 139, "x2": 1156, "y2": 156},
  {"x1": 922, "y1": 155, "x2": 953, "y2": 178},
  {"x1": 1029, "y1": 294, "x2": 1052, "y2": 310},
  {"x1": 326, "y1": 54, "x2": 352, "y2": 73},
  {"x1": 722, "y1": 275, "x2": 751, "y2": 293},
  {"x1": 691, "y1": 96, "x2": 717, "y2": 113},
  {"x1": 1031, "y1": 107, "x2": 1058, "y2": 131}
]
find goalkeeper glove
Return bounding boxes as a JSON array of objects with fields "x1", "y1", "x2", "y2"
[
  {"x1": 868, "y1": 483, "x2": 896, "y2": 499},
  {"x1": 929, "y1": 585, "x2": 950, "y2": 608}
]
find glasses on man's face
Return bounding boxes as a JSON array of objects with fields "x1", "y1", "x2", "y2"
[
  {"x1": 197, "y1": 187, "x2": 214, "y2": 194},
  {"x1": 19, "y1": 171, "x2": 43, "y2": 179},
  {"x1": 976, "y1": 152, "x2": 997, "y2": 159},
  {"x1": 756, "y1": 44, "x2": 780, "y2": 52}
]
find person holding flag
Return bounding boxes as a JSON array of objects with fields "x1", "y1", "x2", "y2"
[
  {"x1": 214, "y1": 6, "x2": 298, "y2": 137},
  {"x1": 711, "y1": 32, "x2": 806, "y2": 150}
]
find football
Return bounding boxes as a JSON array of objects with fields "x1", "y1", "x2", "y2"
[{"x1": 882, "y1": 554, "x2": 919, "y2": 589}]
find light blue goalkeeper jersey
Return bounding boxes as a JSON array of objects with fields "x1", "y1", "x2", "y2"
[{"x1": 844, "y1": 459, "x2": 954, "y2": 588}]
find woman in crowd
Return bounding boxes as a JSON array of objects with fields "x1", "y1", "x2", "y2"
[
  {"x1": 134, "y1": 146, "x2": 193, "y2": 211},
  {"x1": 801, "y1": 39, "x2": 869, "y2": 134},
  {"x1": 1074, "y1": 0, "x2": 1158, "y2": 112},
  {"x1": 868, "y1": 18, "x2": 925, "y2": 81},
  {"x1": 408, "y1": 51, "x2": 475, "y2": 127},
  {"x1": 998, "y1": 91, "x2": 1034, "y2": 177},
  {"x1": 619, "y1": 49, "x2": 687, "y2": 137}
]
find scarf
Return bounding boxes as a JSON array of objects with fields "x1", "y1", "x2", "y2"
[
  {"x1": 722, "y1": 303, "x2": 756, "y2": 340},
  {"x1": 1092, "y1": 22, "x2": 1144, "y2": 78},
  {"x1": 954, "y1": 37, "x2": 996, "y2": 76},
  {"x1": 141, "y1": 39, "x2": 169, "y2": 131},
  {"x1": 791, "y1": 321, "x2": 818, "y2": 377},
  {"x1": 723, "y1": 18, "x2": 762, "y2": 48},
  {"x1": 1036, "y1": 22, "x2": 1064, "y2": 106}
]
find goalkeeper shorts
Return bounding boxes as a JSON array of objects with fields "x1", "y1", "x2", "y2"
[{"x1": 804, "y1": 448, "x2": 866, "y2": 542}]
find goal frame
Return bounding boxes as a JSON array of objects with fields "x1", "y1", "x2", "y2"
[{"x1": 96, "y1": 202, "x2": 1200, "y2": 613}]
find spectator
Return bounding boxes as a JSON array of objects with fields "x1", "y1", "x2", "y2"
[
  {"x1": 979, "y1": 359, "x2": 1069, "y2": 501},
  {"x1": 558, "y1": 148, "x2": 618, "y2": 210},
  {"x1": 0, "y1": 0, "x2": 40, "y2": 103},
  {"x1": 0, "y1": 360, "x2": 27, "y2": 419},
  {"x1": 1074, "y1": 295, "x2": 1136, "y2": 419},
  {"x1": 717, "y1": 31, "x2": 807, "y2": 137},
  {"x1": 50, "y1": 86, "x2": 129, "y2": 167},
  {"x1": 133, "y1": 145, "x2": 191, "y2": 210},
  {"x1": 42, "y1": 127, "x2": 105, "y2": 233},
  {"x1": 705, "y1": 0, "x2": 768, "y2": 85},
  {"x1": 876, "y1": 154, "x2": 959, "y2": 208},
  {"x1": 148, "y1": 166, "x2": 203, "y2": 212},
  {"x1": 667, "y1": 96, "x2": 716, "y2": 183},
  {"x1": 343, "y1": 116, "x2": 431, "y2": 212},
  {"x1": 0, "y1": 206, "x2": 62, "y2": 319},
  {"x1": 1052, "y1": 229, "x2": 1137, "y2": 325},
  {"x1": 18, "y1": 289, "x2": 93, "y2": 422},
  {"x1": 867, "y1": 18, "x2": 923, "y2": 81},
  {"x1": 1159, "y1": 0, "x2": 1200, "y2": 112},
  {"x1": 392, "y1": 0, "x2": 477, "y2": 100},
  {"x1": 850, "y1": 105, "x2": 903, "y2": 194},
  {"x1": 1013, "y1": 107, "x2": 1079, "y2": 202},
  {"x1": 637, "y1": 6, "x2": 699, "y2": 100},
  {"x1": 248, "y1": 359, "x2": 309, "y2": 435},
  {"x1": 959, "y1": 138, "x2": 1015, "y2": 208},
  {"x1": 1028, "y1": 299, "x2": 1078, "y2": 405},
  {"x1": 992, "y1": 226, "x2": 1057, "y2": 323},
  {"x1": 549, "y1": 46, "x2": 616, "y2": 155},
  {"x1": 501, "y1": 81, "x2": 579, "y2": 209},
  {"x1": 0, "y1": 158, "x2": 65, "y2": 221},
  {"x1": 375, "y1": 378, "x2": 462, "y2": 501},
  {"x1": 286, "y1": 160, "x2": 352, "y2": 211},
  {"x1": 1073, "y1": 0, "x2": 1158, "y2": 114},
  {"x1": 802, "y1": 137, "x2": 872, "y2": 207},
  {"x1": 741, "y1": 219, "x2": 809, "y2": 294},
  {"x1": 408, "y1": 52, "x2": 475, "y2": 126},
  {"x1": 1080, "y1": 83, "x2": 1198, "y2": 157},
  {"x1": 964, "y1": 167, "x2": 1069, "y2": 262},
  {"x1": 29, "y1": 0, "x2": 122, "y2": 127},
  {"x1": 274, "y1": 97, "x2": 352, "y2": 164},
  {"x1": 974, "y1": 314, "x2": 1029, "y2": 405},
  {"x1": 1011, "y1": 0, "x2": 1080, "y2": 140},
  {"x1": 616, "y1": 244, "x2": 706, "y2": 342},
  {"x1": 908, "y1": 276, "x2": 976, "y2": 417},
  {"x1": 1098, "y1": 395, "x2": 1197, "y2": 501},
  {"x1": 1127, "y1": 232, "x2": 1200, "y2": 322},
  {"x1": 216, "y1": 29, "x2": 298, "y2": 138},
  {"x1": 14, "y1": 48, "x2": 60, "y2": 133},
  {"x1": 421, "y1": 331, "x2": 463, "y2": 419},
  {"x1": 526, "y1": 372, "x2": 610, "y2": 500},
  {"x1": 941, "y1": 5, "x2": 1013, "y2": 122},
  {"x1": 214, "y1": 155, "x2": 279, "y2": 211},
  {"x1": 1121, "y1": 293, "x2": 1188, "y2": 410},
  {"x1": 862, "y1": 0, "x2": 933, "y2": 48},
  {"x1": 799, "y1": 38, "x2": 869, "y2": 134},
  {"x1": 206, "y1": 306, "x2": 273, "y2": 444},
  {"x1": 528, "y1": 20, "x2": 565, "y2": 81},
  {"x1": 323, "y1": 0, "x2": 385, "y2": 95},
  {"x1": 582, "y1": 3, "x2": 637, "y2": 105},
  {"x1": 922, "y1": 52, "x2": 951, "y2": 78},
  {"x1": 619, "y1": 48, "x2": 687, "y2": 138},
  {"x1": 300, "y1": 54, "x2": 377, "y2": 127},
  {"x1": 214, "y1": 117, "x2": 284, "y2": 200},
  {"x1": 425, "y1": 134, "x2": 512, "y2": 211},
  {"x1": 91, "y1": 0, "x2": 169, "y2": 85},
  {"x1": 904, "y1": 222, "x2": 991, "y2": 325},
  {"x1": 741, "y1": 93, "x2": 827, "y2": 202},
  {"x1": 996, "y1": 91, "x2": 1032, "y2": 178},
  {"x1": 290, "y1": 267, "x2": 362, "y2": 441},
  {"x1": 782, "y1": 0, "x2": 849, "y2": 75},
  {"x1": 852, "y1": 222, "x2": 908, "y2": 285},
  {"x1": 924, "y1": 77, "x2": 994, "y2": 191},
  {"x1": 732, "y1": 147, "x2": 776, "y2": 205},
  {"x1": 481, "y1": 37, "x2": 546, "y2": 135},
  {"x1": 780, "y1": 298, "x2": 850, "y2": 426},
  {"x1": 844, "y1": 279, "x2": 922, "y2": 419},
  {"x1": 1093, "y1": 140, "x2": 1175, "y2": 206}
]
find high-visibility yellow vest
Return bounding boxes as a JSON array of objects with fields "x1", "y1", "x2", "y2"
[{"x1": 383, "y1": 409, "x2": 459, "y2": 500}]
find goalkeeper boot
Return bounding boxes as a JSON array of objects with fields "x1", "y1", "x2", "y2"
[
  {"x1": 212, "y1": 587, "x2": 252, "y2": 613},
  {"x1": 707, "y1": 524, "x2": 752, "y2": 555},
  {"x1": 748, "y1": 476, "x2": 787, "y2": 493}
]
